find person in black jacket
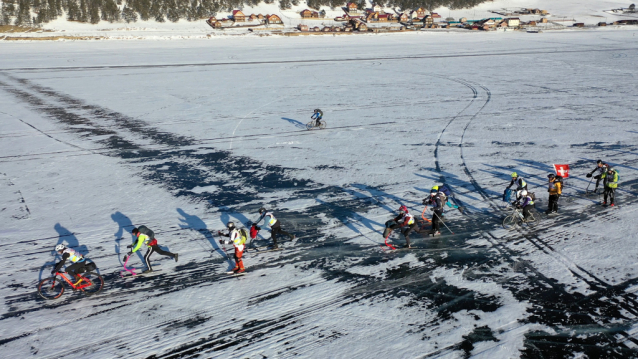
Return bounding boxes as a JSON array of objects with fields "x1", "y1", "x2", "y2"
[{"x1": 586, "y1": 160, "x2": 608, "y2": 193}]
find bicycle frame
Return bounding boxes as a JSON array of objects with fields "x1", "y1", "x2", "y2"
[{"x1": 54, "y1": 271, "x2": 93, "y2": 290}]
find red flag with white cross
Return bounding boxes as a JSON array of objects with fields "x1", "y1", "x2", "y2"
[{"x1": 553, "y1": 164, "x2": 570, "y2": 178}]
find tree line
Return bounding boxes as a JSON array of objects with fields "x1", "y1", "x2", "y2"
[{"x1": 0, "y1": 0, "x2": 486, "y2": 26}]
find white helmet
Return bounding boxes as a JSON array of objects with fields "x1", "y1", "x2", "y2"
[
  {"x1": 55, "y1": 244, "x2": 66, "y2": 252},
  {"x1": 517, "y1": 190, "x2": 528, "y2": 197}
]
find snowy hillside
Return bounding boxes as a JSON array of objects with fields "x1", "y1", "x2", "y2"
[
  {"x1": 1, "y1": 0, "x2": 637, "y2": 39},
  {"x1": 1, "y1": 15, "x2": 638, "y2": 359}
]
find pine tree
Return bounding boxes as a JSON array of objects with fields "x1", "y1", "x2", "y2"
[{"x1": 122, "y1": 5, "x2": 138, "y2": 23}]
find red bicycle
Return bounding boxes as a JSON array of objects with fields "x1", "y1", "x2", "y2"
[{"x1": 37, "y1": 268, "x2": 104, "y2": 300}]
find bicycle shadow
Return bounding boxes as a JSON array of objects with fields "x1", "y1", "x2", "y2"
[
  {"x1": 176, "y1": 208, "x2": 229, "y2": 265},
  {"x1": 111, "y1": 212, "x2": 144, "y2": 266},
  {"x1": 39, "y1": 223, "x2": 90, "y2": 281},
  {"x1": 281, "y1": 117, "x2": 307, "y2": 129}
]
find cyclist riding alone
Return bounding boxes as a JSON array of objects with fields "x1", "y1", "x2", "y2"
[
  {"x1": 513, "y1": 189, "x2": 534, "y2": 220},
  {"x1": 311, "y1": 109, "x2": 323, "y2": 127},
  {"x1": 51, "y1": 244, "x2": 89, "y2": 284}
]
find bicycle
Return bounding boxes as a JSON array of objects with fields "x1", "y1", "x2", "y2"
[
  {"x1": 502, "y1": 206, "x2": 539, "y2": 230},
  {"x1": 37, "y1": 268, "x2": 104, "y2": 300},
  {"x1": 306, "y1": 119, "x2": 326, "y2": 130}
]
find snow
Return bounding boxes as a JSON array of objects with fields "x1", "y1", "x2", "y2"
[{"x1": 1, "y1": 2, "x2": 638, "y2": 358}]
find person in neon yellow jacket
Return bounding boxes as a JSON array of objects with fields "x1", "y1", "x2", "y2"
[
  {"x1": 255, "y1": 208, "x2": 294, "y2": 249},
  {"x1": 601, "y1": 168, "x2": 619, "y2": 206},
  {"x1": 126, "y1": 225, "x2": 178, "y2": 274},
  {"x1": 218, "y1": 222, "x2": 246, "y2": 274}
]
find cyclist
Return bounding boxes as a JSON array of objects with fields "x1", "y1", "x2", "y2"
[
  {"x1": 51, "y1": 244, "x2": 88, "y2": 284},
  {"x1": 513, "y1": 189, "x2": 534, "y2": 220},
  {"x1": 505, "y1": 172, "x2": 527, "y2": 193},
  {"x1": 128, "y1": 225, "x2": 178, "y2": 274},
  {"x1": 255, "y1": 208, "x2": 294, "y2": 249},
  {"x1": 311, "y1": 109, "x2": 323, "y2": 127},
  {"x1": 218, "y1": 222, "x2": 246, "y2": 274}
]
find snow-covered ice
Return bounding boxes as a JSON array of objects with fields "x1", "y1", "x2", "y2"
[{"x1": 1, "y1": 24, "x2": 638, "y2": 358}]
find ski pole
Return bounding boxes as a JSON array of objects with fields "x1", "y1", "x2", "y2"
[
  {"x1": 434, "y1": 211, "x2": 454, "y2": 234},
  {"x1": 585, "y1": 176, "x2": 593, "y2": 193}
]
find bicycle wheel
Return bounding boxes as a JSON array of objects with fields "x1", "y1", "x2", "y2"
[
  {"x1": 318, "y1": 120, "x2": 326, "y2": 129},
  {"x1": 38, "y1": 277, "x2": 65, "y2": 300},
  {"x1": 306, "y1": 121, "x2": 315, "y2": 130},
  {"x1": 78, "y1": 272, "x2": 104, "y2": 296},
  {"x1": 502, "y1": 214, "x2": 518, "y2": 230}
]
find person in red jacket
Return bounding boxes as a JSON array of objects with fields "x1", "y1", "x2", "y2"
[{"x1": 383, "y1": 205, "x2": 418, "y2": 248}]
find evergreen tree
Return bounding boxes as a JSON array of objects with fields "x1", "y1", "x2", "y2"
[{"x1": 122, "y1": 5, "x2": 138, "y2": 22}]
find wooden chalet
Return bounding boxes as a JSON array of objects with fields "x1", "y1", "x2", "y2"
[
  {"x1": 313, "y1": 26, "x2": 321, "y2": 31},
  {"x1": 399, "y1": 13, "x2": 409, "y2": 22},
  {"x1": 505, "y1": 18, "x2": 520, "y2": 27},
  {"x1": 232, "y1": 10, "x2": 245, "y2": 22},
  {"x1": 423, "y1": 15, "x2": 433, "y2": 25},
  {"x1": 346, "y1": 2, "x2": 359, "y2": 13},
  {"x1": 257, "y1": 14, "x2": 264, "y2": 20},
  {"x1": 415, "y1": 8, "x2": 426, "y2": 19},
  {"x1": 248, "y1": 14, "x2": 258, "y2": 21},
  {"x1": 301, "y1": 9, "x2": 319, "y2": 18},
  {"x1": 372, "y1": 3, "x2": 382, "y2": 12},
  {"x1": 598, "y1": 22, "x2": 607, "y2": 26},
  {"x1": 298, "y1": 24, "x2": 309, "y2": 31},
  {"x1": 527, "y1": 20, "x2": 537, "y2": 26},
  {"x1": 266, "y1": 14, "x2": 283, "y2": 24},
  {"x1": 212, "y1": 21, "x2": 222, "y2": 29},
  {"x1": 430, "y1": 12, "x2": 441, "y2": 18},
  {"x1": 377, "y1": 13, "x2": 389, "y2": 22},
  {"x1": 322, "y1": 26, "x2": 332, "y2": 32}
]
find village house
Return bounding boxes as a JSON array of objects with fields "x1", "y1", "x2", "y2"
[
  {"x1": 598, "y1": 22, "x2": 607, "y2": 26},
  {"x1": 212, "y1": 21, "x2": 222, "y2": 29},
  {"x1": 346, "y1": 2, "x2": 359, "y2": 14},
  {"x1": 505, "y1": 18, "x2": 520, "y2": 27},
  {"x1": 301, "y1": 9, "x2": 319, "y2": 18},
  {"x1": 257, "y1": 14, "x2": 264, "y2": 21},
  {"x1": 476, "y1": 18, "x2": 496, "y2": 29},
  {"x1": 298, "y1": 24, "x2": 309, "y2": 31},
  {"x1": 248, "y1": 14, "x2": 258, "y2": 21},
  {"x1": 527, "y1": 20, "x2": 537, "y2": 26},
  {"x1": 366, "y1": 12, "x2": 377, "y2": 22},
  {"x1": 266, "y1": 14, "x2": 283, "y2": 24},
  {"x1": 430, "y1": 12, "x2": 441, "y2": 19},
  {"x1": 313, "y1": 26, "x2": 321, "y2": 31},
  {"x1": 399, "y1": 13, "x2": 409, "y2": 22},
  {"x1": 378, "y1": 13, "x2": 390, "y2": 22},
  {"x1": 423, "y1": 15, "x2": 433, "y2": 25},
  {"x1": 415, "y1": 7, "x2": 426, "y2": 19},
  {"x1": 232, "y1": 10, "x2": 245, "y2": 22},
  {"x1": 371, "y1": 3, "x2": 382, "y2": 12}
]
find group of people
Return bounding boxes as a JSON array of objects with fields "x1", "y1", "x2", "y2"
[
  {"x1": 50, "y1": 159, "x2": 620, "y2": 279},
  {"x1": 506, "y1": 159, "x2": 620, "y2": 222},
  {"x1": 51, "y1": 207, "x2": 295, "y2": 279}
]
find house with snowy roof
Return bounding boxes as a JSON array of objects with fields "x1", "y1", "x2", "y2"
[{"x1": 232, "y1": 10, "x2": 245, "y2": 22}]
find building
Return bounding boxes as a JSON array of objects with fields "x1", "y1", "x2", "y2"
[
  {"x1": 505, "y1": 18, "x2": 520, "y2": 27},
  {"x1": 232, "y1": 10, "x2": 245, "y2": 22},
  {"x1": 301, "y1": 9, "x2": 319, "y2": 18},
  {"x1": 266, "y1": 14, "x2": 283, "y2": 24},
  {"x1": 399, "y1": 13, "x2": 409, "y2": 22},
  {"x1": 346, "y1": 2, "x2": 359, "y2": 13},
  {"x1": 415, "y1": 8, "x2": 427, "y2": 19},
  {"x1": 298, "y1": 24, "x2": 309, "y2": 31}
]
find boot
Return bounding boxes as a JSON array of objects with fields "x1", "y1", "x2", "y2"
[{"x1": 174, "y1": 253, "x2": 179, "y2": 262}]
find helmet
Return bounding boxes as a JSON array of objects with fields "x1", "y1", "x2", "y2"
[
  {"x1": 608, "y1": 167, "x2": 615, "y2": 172},
  {"x1": 55, "y1": 244, "x2": 66, "y2": 252},
  {"x1": 597, "y1": 159, "x2": 603, "y2": 165},
  {"x1": 314, "y1": 109, "x2": 320, "y2": 113},
  {"x1": 227, "y1": 222, "x2": 235, "y2": 229},
  {"x1": 398, "y1": 205, "x2": 408, "y2": 214},
  {"x1": 258, "y1": 207, "x2": 266, "y2": 214},
  {"x1": 547, "y1": 173, "x2": 555, "y2": 179},
  {"x1": 431, "y1": 185, "x2": 439, "y2": 191},
  {"x1": 518, "y1": 189, "x2": 528, "y2": 197},
  {"x1": 511, "y1": 172, "x2": 518, "y2": 178}
]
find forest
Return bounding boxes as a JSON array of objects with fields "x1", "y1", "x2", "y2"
[{"x1": 0, "y1": 0, "x2": 487, "y2": 26}]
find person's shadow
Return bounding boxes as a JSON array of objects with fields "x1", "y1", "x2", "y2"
[
  {"x1": 111, "y1": 212, "x2": 143, "y2": 266},
  {"x1": 39, "y1": 223, "x2": 89, "y2": 281},
  {"x1": 281, "y1": 117, "x2": 307, "y2": 129},
  {"x1": 177, "y1": 208, "x2": 229, "y2": 266}
]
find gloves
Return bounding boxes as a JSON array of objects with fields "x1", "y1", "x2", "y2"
[
  {"x1": 255, "y1": 226, "x2": 261, "y2": 231},
  {"x1": 51, "y1": 269, "x2": 56, "y2": 274},
  {"x1": 126, "y1": 251, "x2": 133, "y2": 256},
  {"x1": 126, "y1": 245, "x2": 132, "y2": 249},
  {"x1": 219, "y1": 239, "x2": 223, "y2": 244},
  {"x1": 422, "y1": 198, "x2": 428, "y2": 205},
  {"x1": 217, "y1": 230, "x2": 222, "y2": 235},
  {"x1": 586, "y1": 173, "x2": 592, "y2": 178}
]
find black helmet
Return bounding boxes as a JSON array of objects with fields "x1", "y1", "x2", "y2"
[
  {"x1": 547, "y1": 173, "x2": 555, "y2": 179},
  {"x1": 314, "y1": 109, "x2": 320, "y2": 112},
  {"x1": 597, "y1": 159, "x2": 603, "y2": 164},
  {"x1": 227, "y1": 222, "x2": 235, "y2": 229},
  {"x1": 259, "y1": 207, "x2": 266, "y2": 214}
]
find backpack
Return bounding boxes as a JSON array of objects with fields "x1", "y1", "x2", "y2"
[
  {"x1": 528, "y1": 192, "x2": 536, "y2": 201},
  {"x1": 137, "y1": 225, "x2": 155, "y2": 240},
  {"x1": 439, "y1": 184, "x2": 452, "y2": 197},
  {"x1": 239, "y1": 229, "x2": 248, "y2": 245}
]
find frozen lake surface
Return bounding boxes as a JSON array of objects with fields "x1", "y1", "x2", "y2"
[{"x1": 1, "y1": 29, "x2": 638, "y2": 358}]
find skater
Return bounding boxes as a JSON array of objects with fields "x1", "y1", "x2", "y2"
[
  {"x1": 383, "y1": 205, "x2": 417, "y2": 248},
  {"x1": 255, "y1": 208, "x2": 294, "y2": 249},
  {"x1": 601, "y1": 167, "x2": 618, "y2": 206},
  {"x1": 505, "y1": 172, "x2": 527, "y2": 194},
  {"x1": 513, "y1": 190, "x2": 534, "y2": 220},
  {"x1": 546, "y1": 174, "x2": 562, "y2": 214},
  {"x1": 51, "y1": 244, "x2": 91, "y2": 285},
  {"x1": 311, "y1": 109, "x2": 323, "y2": 127},
  {"x1": 425, "y1": 191, "x2": 445, "y2": 236},
  {"x1": 218, "y1": 222, "x2": 246, "y2": 274},
  {"x1": 586, "y1": 160, "x2": 609, "y2": 193},
  {"x1": 127, "y1": 226, "x2": 178, "y2": 274}
]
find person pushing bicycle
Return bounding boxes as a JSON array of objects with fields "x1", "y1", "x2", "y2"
[
  {"x1": 311, "y1": 109, "x2": 323, "y2": 127},
  {"x1": 51, "y1": 244, "x2": 89, "y2": 285}
]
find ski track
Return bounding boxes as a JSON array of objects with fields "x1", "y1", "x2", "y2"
[{"x1": 1, "y1": 46, "x2": 638, "y2": 358}]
